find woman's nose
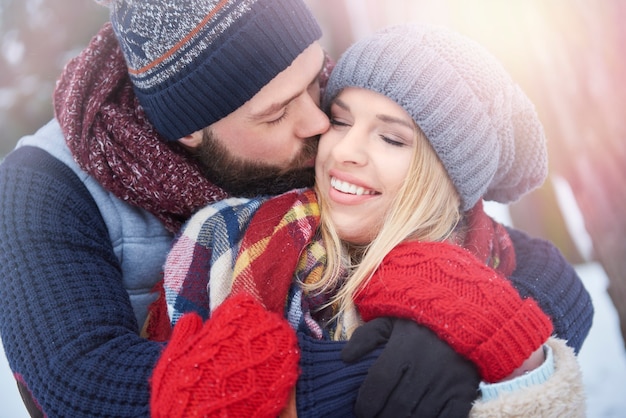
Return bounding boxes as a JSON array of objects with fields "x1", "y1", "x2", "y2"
[{"x1": 330, "y1": 125, "x2": 368, "y2": 166}]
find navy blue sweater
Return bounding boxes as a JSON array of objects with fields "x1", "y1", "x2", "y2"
[{"x1": 0, "y1": 146, "x2": 593, "y2": 417}]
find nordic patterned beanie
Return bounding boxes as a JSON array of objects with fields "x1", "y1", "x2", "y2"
[
  {"x1": 95, "y1": 0, "x2": 322, "y2": 141},
  {"x1": 323, "y1": 24, "x2": 548, "y2": 211}
]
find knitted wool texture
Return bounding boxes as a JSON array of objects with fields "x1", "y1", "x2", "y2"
[
  {"x1": 54, "y1": 23, "x2": 335, "y2": 233},
  {"x1": 323, "y1": 24, "x2": 548, "y2": 210},
  {"x1": 506, "y1": 228, "x2": 593, "y2": 353},
  {"x1": 0, "y1": 145, "x2": 593, "y2": 416},
  {"x1": 151, "y1": 293, "x2": 300, "y2": 418},
  {"x1": 163, "y1": 189, "x2": 547, "y2": 384},
  {"x1": 95, "y1": 0, "x2": 322, "y2": 140},
  {"x1": 355, "y1": 241, "x2": 554, "y2": 383},
  {"x1": 54, "y1": 23, "x2": 228, "y2": 232}
]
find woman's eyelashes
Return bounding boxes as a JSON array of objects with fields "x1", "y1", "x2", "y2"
[
  {"x1": 380, "y1": 134, "x2": 406, "y2": 147},
  {"x1": 329, "y1": 117, "x2": 350, "y2": 127}
]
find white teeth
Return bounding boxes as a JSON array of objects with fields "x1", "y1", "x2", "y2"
[{"x1": 330, "y1": 177, "x2": 375, "y2": 195}]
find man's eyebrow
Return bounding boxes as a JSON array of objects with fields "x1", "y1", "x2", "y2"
[
  {"x1": 250, "y1": 93, "x2": 299, "y2": 119},
  {"x1": 251, "y1": 52, "x2": 326, "y2": 120}
]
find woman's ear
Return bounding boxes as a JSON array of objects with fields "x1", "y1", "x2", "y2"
[{"x1": 178, "y1": 130, "x2": 203, "y2": 148}]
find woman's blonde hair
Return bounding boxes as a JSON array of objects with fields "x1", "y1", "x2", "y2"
[{"x1": 307, "y1": 123, "x2": 461, "y2": 337}]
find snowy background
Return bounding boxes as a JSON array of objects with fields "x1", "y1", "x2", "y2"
[{"x1": 1, "y1": 201, "x2": 626, "y2": 417}]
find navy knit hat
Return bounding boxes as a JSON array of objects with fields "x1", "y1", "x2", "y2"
[
  {"x1": 323, "y1": 24, "x2": 548, "y2": 211},
  {"x1": 95, "y1": 0, "x2": 322, "y2": 141}
]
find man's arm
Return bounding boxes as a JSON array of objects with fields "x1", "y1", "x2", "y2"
[
  {"x1": 0, "y1": 147, "x2": 162, "y2": 417},
  {"x1": 506, "y1": 226, "x2": 594, "y2": 352}
]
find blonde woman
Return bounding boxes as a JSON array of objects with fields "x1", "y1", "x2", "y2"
[{"x1": 152, "y1": 24, "x2": 586, "y2": 418}]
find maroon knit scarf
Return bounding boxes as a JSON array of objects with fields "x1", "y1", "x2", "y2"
[
  {"x1": 53, "y1": 23, "x2": 228, "y2": 233},
  {"x1": 462, "y1": 200, "x2": 516, "y2": 277}
]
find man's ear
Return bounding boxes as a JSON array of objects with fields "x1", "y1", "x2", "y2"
[{"x1": 178, "y1": 130, "x2": 203, "y2": 148}]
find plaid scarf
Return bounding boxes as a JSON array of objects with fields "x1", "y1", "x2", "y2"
[
  {"x1": 53, "y1": 23, "x2": 229, "y2": 233},
  {"x1": 164, "y1": 188, "x2": 516, "y2": 341},
  {"x1": 165, "y1": 189, "x2": 321, "y2": 325}
]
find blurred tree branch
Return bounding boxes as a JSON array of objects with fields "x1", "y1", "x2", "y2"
[{"x1": 0, "y1": 0, "x2": 107, "y2": 156}]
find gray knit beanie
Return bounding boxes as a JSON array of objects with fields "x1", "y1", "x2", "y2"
[
  {"x1": 323, "y1": 24, "x2": 547, "y2": 211},
  {"x1": 95, "y1": 0, "x2": 322, "y2": 141}
]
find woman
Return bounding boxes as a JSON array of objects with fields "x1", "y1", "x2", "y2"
[{"x1": 152, "y1": 24, "x2": 585, "y2": 417}]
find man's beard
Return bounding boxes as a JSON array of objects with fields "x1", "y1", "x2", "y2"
[{"x1": 190, "y1": 128, "x2": 318, "y2": 197}]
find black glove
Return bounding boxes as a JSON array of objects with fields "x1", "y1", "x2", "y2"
[{"x1": 342, "y1": 317, "x2": 481, "y2": 418}]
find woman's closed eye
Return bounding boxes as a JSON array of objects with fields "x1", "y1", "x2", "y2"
[
  {"x1": 380, "y1": 134, "x2": 406, "y2": 147},
  {"x1": 329, "y1": 117, "x2": 351, "y2": 128}
]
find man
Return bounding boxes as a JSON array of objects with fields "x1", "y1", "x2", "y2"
[{"x1": 0, "y1": 0, "x2": 592, "y2": 417}]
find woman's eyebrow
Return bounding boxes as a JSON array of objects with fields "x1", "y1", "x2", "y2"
[
  {"x1": 333, "y1": 98, "x2": 350, "y2": 111},
  {"x1": 376, "y1": 114, "x2": 414, "y2": 129}
]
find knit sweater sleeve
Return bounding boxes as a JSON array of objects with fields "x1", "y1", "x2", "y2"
[
  {"x1": 0, "y1": 146, "x2": 162, "y2": 417},
  {"x1": 296, "y1": 333, "x2": 381, "y2": 417},
  {"x1": 506, "y1": 227, "x2": 593, "y2": 353}
]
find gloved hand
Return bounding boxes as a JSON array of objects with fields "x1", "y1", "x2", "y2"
[
  {"x1": 342, "y1": 317, "x2": 480, "y2": 418},
  {"x1": 150, "y1": 293, "x2": 300, "y2": 418}
]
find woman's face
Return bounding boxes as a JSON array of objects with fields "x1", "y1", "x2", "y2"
[{"x1": 315, "y1": 87, "x2": 416, "y2": 244}]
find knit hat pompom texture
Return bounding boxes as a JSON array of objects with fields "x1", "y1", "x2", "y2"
[
  {"x1": 98, "y1": 0, "x2": 322, "y2": 140},
  {"x1": 323, "y1": 24, "x2": 547, "y2": 210}
]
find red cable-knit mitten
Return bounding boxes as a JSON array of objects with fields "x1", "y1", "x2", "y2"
[
  {"x1": 150, "y1": 293, "x2": 300, "y2": 417},
  {"x1": 355, "y1": 241, "x2": 553, "y2": 383}
]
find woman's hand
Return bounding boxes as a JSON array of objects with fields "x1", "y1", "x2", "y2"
[{"x1": 150, "y1": 293, "x2": 300, "y2": 418}]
